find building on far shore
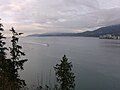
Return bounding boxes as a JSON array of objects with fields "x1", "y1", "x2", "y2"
[{"x1": 99, "y1": 34, "x2": 120, "y2": 40}]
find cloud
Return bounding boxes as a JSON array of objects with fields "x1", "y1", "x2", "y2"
[{"x1": 1, "y1": 0, "x2": 120, "y2": 35}]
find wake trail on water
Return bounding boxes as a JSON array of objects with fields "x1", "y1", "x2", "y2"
[{"x1": 21, "y1": 41, "x2": 49, "y2": 47}]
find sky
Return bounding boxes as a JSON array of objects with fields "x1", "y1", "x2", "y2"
[{"x1": 1, "y1": 0, "x2": 120, "y2": 36}]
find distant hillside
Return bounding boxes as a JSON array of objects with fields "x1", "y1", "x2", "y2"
[
  {"x1": 77, "y1": 24, "x2": 120, "y2": 37},
  {"x1": 28, "y1": 24, "x2": 120, "y2": 37},
  {"x1": 27, "y1": 32, "x2": 76, "y2": 37}
]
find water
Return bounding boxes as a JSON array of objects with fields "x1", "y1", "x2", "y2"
[{"x1": 15, "y1": 37, "x2": 120, "y2": 90}]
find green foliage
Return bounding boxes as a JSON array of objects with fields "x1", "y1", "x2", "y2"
[
  {"x1": 9, "y1": 27, "x2": 28, "y2": 89},
  {"x1": 0, "y1": 20, "x2": 27, "y2": 90},
  {"x1": 0, "y1": 21, "x2": 9, "y2": 90},
  {"x1": 54, "y1": 55, "x2": 75, "y2": 90}
]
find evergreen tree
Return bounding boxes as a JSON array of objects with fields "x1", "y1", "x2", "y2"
[
  {"x1": 9, "y1": 27, "x2": 28, "y2": 89},
  {"x1": 0, "y1": 20, "x2": 10, "y2": 90},
  {"x1": 54, "y1": 55, "x2": 75, "y2": 90},
  {"x1": 0, "y1": 19, "x2": 27, "y2": 90}
]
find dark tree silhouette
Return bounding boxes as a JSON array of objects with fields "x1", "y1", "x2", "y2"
[
  {"x1": 0, "y1": 20, "x2": 8, "y2": 90},
  {"x1": 54, "y1": 55, "x2": 75, "y2": 90},
  {"x1": 0, "y1": 19, "x2": 27, "y2": 90},
  {"x1": 9, "y1": 27, "x2": 28, "y2": 89}
]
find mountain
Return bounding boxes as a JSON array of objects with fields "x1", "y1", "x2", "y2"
[
  {"x1": 77, "y1": 24, "x2": 120, "y2": 37},
  {"x1": 28, "y1": 24, "x2": 120, "y2": 37},
  {"x1": 27, "y1": 32, "x2": 76, "y2": 37}
]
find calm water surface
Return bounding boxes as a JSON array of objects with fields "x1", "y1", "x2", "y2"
[{"x1": 17, "y1": 37, "x2": 120, "y2": 90}]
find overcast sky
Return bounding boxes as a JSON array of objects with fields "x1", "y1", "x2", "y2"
[{"x1": 1, "y1": 0, "x2": 120, "y2": 35}]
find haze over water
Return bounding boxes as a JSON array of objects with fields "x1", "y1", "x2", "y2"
[{"x1": 18, "y1": 37, "x2": 120, "y2": 90}]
